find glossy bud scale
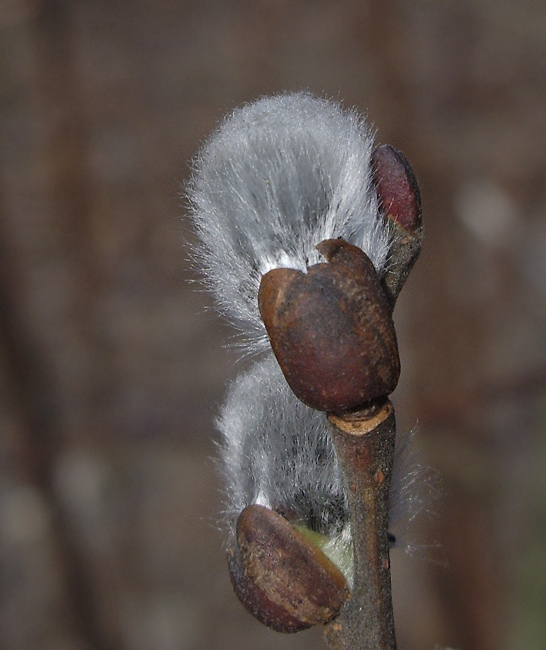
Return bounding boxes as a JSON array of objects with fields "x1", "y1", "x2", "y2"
[
  {"x1": 228, "y1": 505, "x2": 349, "y2": 633},
  {"x1": 371, "y1": 144, "x2": 421, "y2": 232},
  {"x1": 259, "y1": 239, "x2": 400, "y2": 413},
  {"x1": 371, "y1": 144, "x2": 423, "y2": 305}
]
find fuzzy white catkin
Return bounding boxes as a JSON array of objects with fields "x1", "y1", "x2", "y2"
[
  {"x1": 218, "y1": 355, "x2": 430, "y2": 576},
  {"x1": 187, "y1": 92, "x2": 391, "y2": 352},
  {"x1": 188, "y1": 93, "x2": 429, "y2": 579}
]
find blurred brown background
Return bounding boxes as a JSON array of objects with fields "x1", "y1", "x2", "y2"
[{"x1": 1, "y1": 1, "x2": 545, "y2": 649}]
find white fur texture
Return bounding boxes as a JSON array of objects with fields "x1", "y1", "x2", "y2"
[
  {"x1": 187, "y1": 93, "x2": 430, "y2": 580},
  {"x1": 187, "y1": 92, "x2": 391, "y2": 351},
  {"x1": 218, "y1": 356, "x2": 431, "y2": 579}
]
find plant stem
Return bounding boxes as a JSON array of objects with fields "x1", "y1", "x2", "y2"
[{"x1": 325, "y1": 401, "x2": 397, "y2": 650}]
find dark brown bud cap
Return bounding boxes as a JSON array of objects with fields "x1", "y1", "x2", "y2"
[
  {"x1": 228, "y1": 504, "x2": 349, "y2": 633},
  {"x1": 259, "y1": 239, "x2": 400, "y2": 413}
]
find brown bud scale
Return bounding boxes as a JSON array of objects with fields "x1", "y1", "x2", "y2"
[
  {"x1": 259, "y1": 239, "x2": 400, "y2": 413},
  {"x1": 228, "y1": 505, "x2": 349, "y2": 633}
]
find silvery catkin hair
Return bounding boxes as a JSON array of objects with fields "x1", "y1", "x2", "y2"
[
  {"x1": 187, "y1": 92, "x2": 426, "y2": 580},
  {"x1": 217, "y1": 356, "x2": 427, "y2": 582},
  {"x1": 187, "y1": 92, "x2": 391, "y2": 353}
]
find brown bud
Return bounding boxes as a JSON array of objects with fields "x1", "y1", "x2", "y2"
[
  {"x1": 371, "y1": 144, "x2": 423, "y2": 306},
  {"x1": 227, "y1": 504, "x2": 349, "y2": 633},
  {"x1": 259, "y1": 239, "x2": 400, "y2": 413}
]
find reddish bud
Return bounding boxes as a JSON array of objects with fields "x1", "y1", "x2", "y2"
[
  {"x1": 371, "y1": 144, "x2": 422, "y2": 232},
  {"x1": 371, "y1": 145, "x2": 423, "y2": 305},
  {"x1": 259, "y1": 239, "x2": 400, "y2": 413}
]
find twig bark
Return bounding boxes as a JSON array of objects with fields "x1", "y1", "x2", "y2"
[{"x1": 325, "y1": 401, "x2": 397, "y2": 650}]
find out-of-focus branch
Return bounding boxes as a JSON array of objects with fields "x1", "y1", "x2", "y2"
[
  {"x1": 0, "y1": 0, "x2": 123, "y2": 646},
  {"x1": 0, "y1": 195, "x2": 119, "y2": 650}
]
